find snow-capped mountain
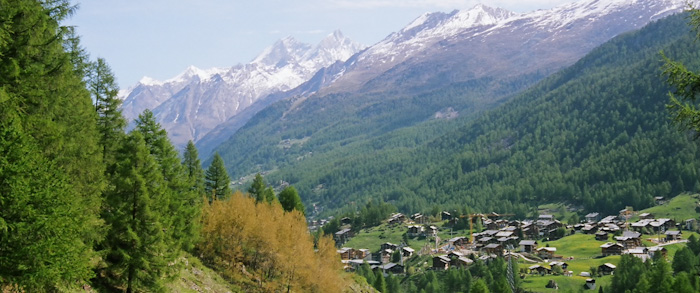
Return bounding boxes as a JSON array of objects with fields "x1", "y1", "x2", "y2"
[
  {"x1": 313, "y1": 0, "x2": 692, "y2": 95},
  {"x1": 197, "y1": 0, "x2": 693, "y2": 158},
  {"x1": 118, "y1": 30, "x2": 364, "y2": 148}
]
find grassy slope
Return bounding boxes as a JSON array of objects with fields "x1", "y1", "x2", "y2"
[
  {"x1": 166, "y1": 254, "x2": 240, "y2": 293},
  {"x1": 634, "y1": 193, "x2": 700, "y2": 221}
]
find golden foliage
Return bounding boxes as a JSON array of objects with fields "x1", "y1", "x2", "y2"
[{"x1": 199, "y1": 191, "x2": 345, "y2": 292}]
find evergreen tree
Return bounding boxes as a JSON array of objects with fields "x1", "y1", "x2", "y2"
[
  {"x1": 88, "y1": 57, "x2": 126, "y2": 166},
  {"x1": 183, "y1": 140, "x2": 205, "y2": 195},
  {"x1": 264, "y1": 186, "x2": 277, "y2": 203},
  {"x1": 179, "y1": 140, "x2": 205, "y2": 251},
  {"x1": 0, "y1": 113, "x2": 96, "y2": 290},
  {"x1": 672, "y1": 272, "x2": 695, "y2": 293},
  {"x1": 687, "y1": 234, "x2": 700, "y2": 255},
  {"x1": 611, "y1": 254, "x2": 647, "y2": 292},
  {"x1": 471, "y1": 279, "x2": 490, "y2": 293},
  {"x1": 0, "y1": 0, "x2": 104, "y2": 289},
  {"x1": 673, "y1": 247, "x2": 698, "y2": 275},
  {"x1": 249, "y1": 173, "x2": 267, "y2": 202},
  {"x1": 649, "y1": 256, "x2": 674, "y2": 293},
  {"x1": 373, "y1": 271, "x2": 387, "y2": 293},
  {"x1": 386, "y1": 273, "x2": 401, "y2": 293},
  {"x1": 134, "y1": 109, "x2": 198, "y2": 251},
  {"x1": 99, "y1": 132, "x2": 170, "y2": 292},
  {"x1": 205, "y1": 152, "x2": 232, "y2": 199},
  {"x1": 279, "y1": 186, "x2": 305, "y2": 215}
]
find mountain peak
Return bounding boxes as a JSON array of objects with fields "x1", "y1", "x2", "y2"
[
  {"x1": 446, "y1": 4, "x2": 516, "y2": 29},
  {"x1": 252, "y1": 36, "x2": 312, "y2": 67},
  {"x1": 138, "y1": 76, "x2": 163, "y2": 86}
]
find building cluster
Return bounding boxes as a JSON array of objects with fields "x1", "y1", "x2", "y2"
[
  {"x1": 335, "y1": 208, "x2": 694, "y2": 277},
  {"x1": 337, "y1": 242, "x2": 415, "y2": 274}
]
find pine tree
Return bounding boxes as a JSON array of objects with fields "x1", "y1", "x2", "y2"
[
  {"x1": 649, "y1": 256, "x2": 674, "y2": 293},
  {"x1": 249, "y1": 173, "x2": 267, "y2": 202},
  {"x1": 134, "y1": 109, "x2": 198, "y2": 251},
  {"x1": 0, "y1": 112, "x2": 96, "y2": 290},
  {"x1": 672, "y1": 272, "x2": 695, "y2": 293},
  {"x1": 0, "y1": 0, "x2": 103, "y2": 289},
  {"x1": 471, "y1": 279, "x2": 490, "y2": 293},
  {"x1": 386, "y1": 274, "x2": 401, "y2": 293},
  {"x1": 183, "y1": 140, "x2": 205, "y2": 195},
  {"x1": 279, "y1": 186, "x2": 305, "y2": 215},
  {"x1": 88, "y1": 57, "x2": 126, "y2": 166},
  {"x1": 99, "y1": 132, "x2": 170, "y2": 292},
  {"x1": 373, "y1": 271, "x2": 387, "y2": 293},
  {"x1": 205, "y1": 152, "x2": 232, "y2": 199},
  {"x1": 179, "y1": 140, "x2": 205, "y2": 251}
]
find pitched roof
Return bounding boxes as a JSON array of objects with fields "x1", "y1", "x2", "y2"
[{"x1": 600, "y1": 242, "x2": 623, "y2": 248}]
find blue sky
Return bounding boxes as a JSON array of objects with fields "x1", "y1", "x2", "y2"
[{"x1": 68, "y1": 0, "x2": 575, "y2": 89}]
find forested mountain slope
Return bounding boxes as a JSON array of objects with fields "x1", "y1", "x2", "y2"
[
  {"x1": 212, "y1": 0, "x2": 690, "y2": 186},
  {"x1": 265, "y1": 12, "x2": 700, "y2": 217}
]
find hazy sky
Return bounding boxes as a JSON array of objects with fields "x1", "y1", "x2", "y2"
[{"x1": 68, "y1": 0, "x2": 576, "y2": 89}]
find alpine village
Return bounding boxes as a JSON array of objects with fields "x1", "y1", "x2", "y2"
[{"x1": 4, "y1": 0, "x2": 700, "y2": 292}]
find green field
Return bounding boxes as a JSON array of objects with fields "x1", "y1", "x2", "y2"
[
  {"x1": 521, "y1": 274, "x2": 613, "y2": 292},
  {"x1": 343, "y1": 221, "x2": 469, "y2": 252},
  {"x1": 634, "y1": 193, "x2": 700, "y2": 222}
]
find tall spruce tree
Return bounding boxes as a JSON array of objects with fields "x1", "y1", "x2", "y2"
[
  {"x1": 205, "y1": 153, "x2": 232, "y2": 199},
  {"x1": 183, "y1": 140, "x2": 205, "y2": 195},
  {"x1": 0, "y1": 0, "x2": 103, "y2": 289},
  {"x1": 180, "y1": 140, "x2": 205, "y2": 251},
  {"x1": 249, "y1": 173, "x2": 267, "y2": 202},
  {"x1": 88, "y1": 57, "x2": 126, "y2": 166},
  {"x1": 0, "y1": 110, "x2": 96, "y2": 290},
  {"x1": 100, "y1": 132, "x2": 170, "y2": 292},
  {"x1": 134, "y1": 109, "x2": 198, "y2": 251}
]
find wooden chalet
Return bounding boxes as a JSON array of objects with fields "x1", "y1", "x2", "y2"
[
  {"x1": 518, "y1": 240, "x2": 537, "y2": 253},
  {"x1": 648, "y1": 246, "x2": 668, "y2": 259},
  {"x1": 388, "y1": 213, "x2": 406, "y2": 225},
  {"x1": 528, "y1": 265, "x2": 551, "y2": 275},
  {"x1": 433, "y1": 255, "x2": 450, "y2": 270},
  {"x1": 411, "y1": 213, "x2": 425, "y2": 224},
  {"x1": 598, "y1": 263, "x2": 616, "y2": 275},
  {"x1": 337, "y1": 247, "x2": 353, "y2": 260},
  {"x1": 600, "y1": 242, "x2": 624, "y2": 256},
  {"x1": 441, "y1": 211, "x2": 452, "y2": 220},
  {"x1": 536, "y1": 247, "x2": 557, "y2": 259},
  {"x1": 665, "y1": 230, "x2": 682, "y2": 241},
  {"x1": 378, "y1": 262, "x2": 404, "y2": 274},
  {"x1": 448, "y1": 236, "x2": 468, "y2": 247},
  {"x1": 615, "y1": 231, "x2": 642, "y2": 248},
  {"x1": 684, "y1": 218, "x2": 696, "y2": 230},
  {"x1": 582, "y1": 224, "x2": 598, "y2": 234},
  {"x1": 334, "y1": 228, "x2": 353, "y2": 244},
  {"x1": 483, "y1": 243, "x2": 503, "y2": 256},
  {"x1": 402, "y1": 247, "x2": 415, "y2": 258},
  {"x1": 639, "y1": 213, "x2": 654, "y2": 220},
  {"x1": 381, "y1": 242, "x2": 398, "y2": 251},
  {"x1": 585, "y1": 212, "x2": 600, "y2": 223},
  {"x1": 627, "y1": 247, "x2": 650, "y2": 262},
  {"x1": 407, "y1": 225, "x2": 424, "y2": 237},
  {"x1": 595, "y1": 231, "x2": 609, "y2": 241},
  {"x1": 549, "y1": 261, "x2": 569, "y2": 271}
]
